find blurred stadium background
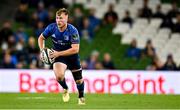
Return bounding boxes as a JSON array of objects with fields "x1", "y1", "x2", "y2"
[{"x1": 0, "y1": 0, "x2": 180, "y2": 109}]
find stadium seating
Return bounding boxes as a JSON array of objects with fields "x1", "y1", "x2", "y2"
[
  {"x1": 109, "y1": 0, "x2": 180, "y2": 66},
  {"x1": 1, "y1": 0, "x2": 179, "y2": 70}
]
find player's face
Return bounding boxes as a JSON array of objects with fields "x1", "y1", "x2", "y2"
[{"x1": 56, "y1": 13, "x2": 68, "y2": 28}]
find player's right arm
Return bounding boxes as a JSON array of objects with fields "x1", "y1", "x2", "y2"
[
  {"x1": 38, "y1": 23, "x2": 54, "y2": 50},
  {"x1": 38, "y1": 34, "x2": 47, "y2": 62},
  {"x1": 38, "y1": 34, "x2": 45, "y2": 50}
]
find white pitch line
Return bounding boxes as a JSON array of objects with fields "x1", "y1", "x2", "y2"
[{"x1": 17, "y1": 96, "x2": 46, "y2": 100}]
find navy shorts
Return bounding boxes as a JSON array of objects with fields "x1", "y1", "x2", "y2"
[{"x1": 53, "y1": 54, "x2": 81, "y2": 70}]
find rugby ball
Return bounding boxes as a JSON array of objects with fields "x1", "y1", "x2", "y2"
[{"x1": 40, "y1": 48, "x2": 54, "y2": 65}]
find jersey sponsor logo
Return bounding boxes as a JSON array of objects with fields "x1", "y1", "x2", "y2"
[{"x1": 52, "y1": 39, "x2": 68, "y2": 45}]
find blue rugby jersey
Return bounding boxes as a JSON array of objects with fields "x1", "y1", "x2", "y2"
[{"x1": 42, "y1": 23, "x2": 80, "y2": 51}]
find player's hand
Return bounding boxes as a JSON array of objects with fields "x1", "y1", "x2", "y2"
[
  {"x1": 40, "y1": 48, "x2": 45, "y2": 62},
  {"x1": 49, "y1": 49, "x2": 59, "y2": 59}
]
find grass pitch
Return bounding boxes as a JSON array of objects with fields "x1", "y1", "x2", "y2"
[{"x1": 0, "y1": 93, "x2": 180, "y2": 109}]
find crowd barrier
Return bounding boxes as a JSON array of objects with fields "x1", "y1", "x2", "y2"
[{"x1": 0, "y1": 70, "x2": 180, "y2": 94}]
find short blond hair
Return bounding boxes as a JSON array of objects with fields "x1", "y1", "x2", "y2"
[{"x1": 56, "y1": 8, "x2": 69, "y2": 16}]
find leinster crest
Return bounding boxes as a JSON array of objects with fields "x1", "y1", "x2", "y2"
[{"x1": 64, "y1": 35, "x2": 69, "y2": 40}]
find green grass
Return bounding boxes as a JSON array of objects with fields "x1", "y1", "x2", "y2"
[{"x1": 0, "y1": 93, "x2": 180, "y2": 109}]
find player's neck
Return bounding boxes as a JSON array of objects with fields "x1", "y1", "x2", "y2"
[{"x1": 59, "y1": 24, "x2": 68, "y2": 32}]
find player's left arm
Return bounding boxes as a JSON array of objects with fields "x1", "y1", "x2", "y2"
[
  {"x1": 50, "y1": 44, "x2": 79, "y2": 58},
  {"x1": 51, "y1": 44, "x2": 79, "y2": 58},
  {"x1": 50, "y1": 27, "x2": 80, "y2": 58}
]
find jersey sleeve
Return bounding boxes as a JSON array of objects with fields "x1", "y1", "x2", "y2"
[
  {"x1": 70, "y1": 27, "x2": 80, "y2": 44},
  {"x1": 42, "y1": 24, "x2": 54, "y2": 39}
]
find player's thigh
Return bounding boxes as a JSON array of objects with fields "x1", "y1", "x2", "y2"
[
  {"x1": 68, "y1": 57, "x2": 81, "y2": 71},
  {"x1": 53, "y1": 62, "x2": 67, "y2": 80}
]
